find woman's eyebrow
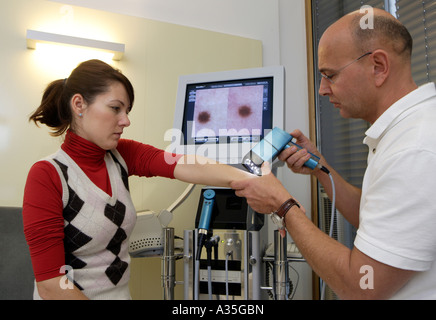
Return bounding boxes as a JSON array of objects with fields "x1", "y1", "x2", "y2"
[{"x1": 110, "y1": 99, "x2": 125, "y2": 106}]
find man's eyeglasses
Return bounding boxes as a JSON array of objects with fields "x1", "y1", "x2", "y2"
[{"x1": 320, "y1": 52, "x2": 373, "y2": 84}]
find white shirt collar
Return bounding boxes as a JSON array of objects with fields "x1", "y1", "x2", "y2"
[{"x1": 365, "y1": 83, "x2": 436, "y2": 142}]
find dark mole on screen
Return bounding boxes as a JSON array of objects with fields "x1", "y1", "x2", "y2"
[
  {"x1": 238, "y1": 105, "x2": 252, "y2": 118},
  {"x1": 198, "y1": 111, "x2": 211, "y2": 123}
]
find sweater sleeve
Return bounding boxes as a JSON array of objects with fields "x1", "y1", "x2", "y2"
[
  {"x1": 22, "y1": 161, "x2": 66, "y2": 282},
  {"x1": 116, "y1": 139, "x2": 183, "y2": 178}
]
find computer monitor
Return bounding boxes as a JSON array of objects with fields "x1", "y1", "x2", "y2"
[{"x1": 168, "y1": 66, "x2": 285, "y2": 164}]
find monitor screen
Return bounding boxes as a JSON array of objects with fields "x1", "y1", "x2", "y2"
[
  {"x1": 183, "y1": 77, "x2": 273, "y2": 145},
  {"x1": 169, "y1": 66, "x2": 284, "y2": 164}
]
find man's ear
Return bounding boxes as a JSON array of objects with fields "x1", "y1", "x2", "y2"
[
  {"x1": 71, "y1": 94, "x2": 86, "y2": 117},
  {"x1": 371, "y1": 49, "x2": 390, "y2": 87}
]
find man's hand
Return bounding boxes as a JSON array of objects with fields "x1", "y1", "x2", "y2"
[{"x1": 278, "y1": 129, "x2": 325, "y2": 175}]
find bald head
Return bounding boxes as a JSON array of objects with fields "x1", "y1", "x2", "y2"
[
  {"x1": 352, "y1": 9, "x2": 412, "y2": 59},
  {"x1": 317, "y1": 8, "x2": 417, "y2": 124},
  {"x1": 321, "y1": 8, "x2": 413, "y2": 61}
]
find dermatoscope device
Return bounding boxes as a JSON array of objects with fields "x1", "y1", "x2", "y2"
[
  {"x1": 196, "y1": 189, "x2": 216, "y2": 260},
  {"x1": 242, "y1": 127, "x2": 328, "y2": 176}
]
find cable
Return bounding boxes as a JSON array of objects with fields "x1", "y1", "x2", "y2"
[
  {"x1": 288, "y1": 264, "x2": 299, "y2": 300},
  {"x1": 207, "y1": 265, "x2": 212, "y2": 300},
  {"x1": 194, "y1": 258, "x2": 200, "y2": 300},
  {"x1": 320, "y1": 172, "x2": 336, "y2": 300},
  {"x1": 205, "y1": 235, "x2": 220, "y2": 300},
  {"x1": 327, "y1": 172, "x2": 336, "y2": 238},
  {"x1": 225, "y1": 253, "x2": 229, "y2": 300},
  {"x1": 225, "y1": 251, "x2": 233, "y2": 300},
  {"x1": 167, "y1": 183, "x2": 196, "y2": 212},
  {"x1": 265, "y1": 261, "x2": 298, "y2": 300}
]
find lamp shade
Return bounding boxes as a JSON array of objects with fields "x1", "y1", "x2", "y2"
[{"x1": 26, "y1": 29, "x2": 125, "y2": 61}]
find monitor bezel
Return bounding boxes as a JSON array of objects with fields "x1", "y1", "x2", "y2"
[{"x1": 171, "y1": 66, "x2": 285, "y2": 164}]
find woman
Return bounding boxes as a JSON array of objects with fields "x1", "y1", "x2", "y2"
[{"x1": 23, "y1": 59, "x2": 252, "y2": 300}]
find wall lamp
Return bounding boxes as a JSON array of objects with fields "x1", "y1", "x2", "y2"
[{"x1": 26, "y1": 29, "x2": 125, "y2": 61}]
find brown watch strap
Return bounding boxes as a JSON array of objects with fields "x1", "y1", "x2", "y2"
[{"x1": 275, "y1": 198, "x2": 300, "y2": 219}]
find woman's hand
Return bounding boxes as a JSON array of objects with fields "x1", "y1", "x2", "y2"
[{"x1": 231, "y1": 163, "x2": 295, "y2": 214}]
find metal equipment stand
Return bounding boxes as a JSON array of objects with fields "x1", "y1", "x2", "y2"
[
  {"x1": 161, "y1": 227, "x2": 176, "y2": 300},
  {"x1": 273, "y1": 230, "x2": 289, "y2": 300}
]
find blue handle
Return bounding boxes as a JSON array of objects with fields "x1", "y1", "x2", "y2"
[
  {"x1": 198, "y1": 189, "x2": 215, "y2": 231},
  {"x1": 266, "y1": 127, "x2": 320, "y2": 169},
  {"x1": 285, "y1": 139, "x2": 320, "y2": 170}
]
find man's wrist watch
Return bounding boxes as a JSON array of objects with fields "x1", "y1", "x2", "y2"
[{"x1": 271, "y1": 198, "x2": 300, "y2": 229}]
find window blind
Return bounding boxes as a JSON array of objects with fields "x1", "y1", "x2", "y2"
[
  {"x1": 311, "y1": 0, "x2": 385, "y2": 190},
  {"x1": 395, "y1": 0, "x2": 436, "y2": 85}
]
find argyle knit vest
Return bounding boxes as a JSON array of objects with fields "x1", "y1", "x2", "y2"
[{"x1": 39, "y1": 148, "x2": 136, "y2": 299}]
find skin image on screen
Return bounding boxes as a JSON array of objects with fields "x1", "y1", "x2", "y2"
[
  {"x1": 192, "y1": 87, "x2": 229, "y2": 138},
  {"x1": 226, "y1": 85, "x2": 263, "y2": 136},
  {"x1": 192, "y1": 85, "x2": 263, "y2": 139}
]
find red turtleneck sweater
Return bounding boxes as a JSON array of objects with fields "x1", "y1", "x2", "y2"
[{"x1": 23, "y1": 131, "x2": 182, "y2": 282}]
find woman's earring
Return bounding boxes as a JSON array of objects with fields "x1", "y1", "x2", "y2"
[{"x1": 79, "y1": 113, "x2": 83, "y2": 117}]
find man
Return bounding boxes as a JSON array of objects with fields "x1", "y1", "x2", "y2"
[{"x1": 231, "y1": 8, "x2": 436, "y2": 299}]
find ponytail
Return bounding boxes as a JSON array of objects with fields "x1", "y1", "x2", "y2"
[
  {"x1": 29, "y1": 79, "x2": 71, "y2": 136},
  {"x1": 29, "y1": 59, "x2": 134, "y2": 137}
]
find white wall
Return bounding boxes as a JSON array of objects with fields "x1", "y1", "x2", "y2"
[{"x1": 51, "y1": 0, "x2": 282, "y2": 66}]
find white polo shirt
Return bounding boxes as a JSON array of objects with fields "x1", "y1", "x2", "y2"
[{"x1": 354, "y1": 83, "x2": 436, "y2": 299}]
